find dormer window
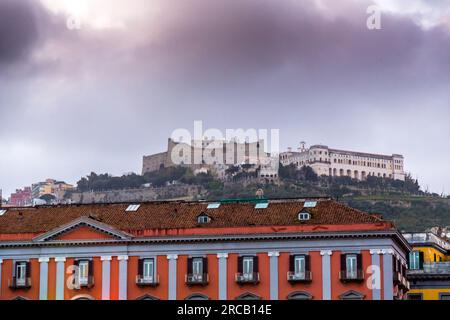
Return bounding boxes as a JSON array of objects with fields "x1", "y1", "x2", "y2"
[
  {"x1": 298, "y1": 209, "x2": 311, "y2": 221},
  {"x1": 197, "y1": 213, "x2": 211, "y2": 224}
]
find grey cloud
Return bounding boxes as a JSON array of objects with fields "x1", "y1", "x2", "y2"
[
  {"x1": 0, "y1": 0, "x2": 43, "y2": 66},
  {"x1": 0, "y1": 0, "x2": 450, "y2": 196}
]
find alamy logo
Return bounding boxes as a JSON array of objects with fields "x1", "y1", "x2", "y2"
[
  {"x1": 67, "y1": 16, "x2": 82, "y2": 30},
  {"x1": 170, "y1": 121, "x2": 280, "y2": 169},
  {"x1": 367, "y1": 5, "x2": 382, "y2": 30}
]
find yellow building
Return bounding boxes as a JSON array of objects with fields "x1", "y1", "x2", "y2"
[
  {"x1": 31, "y1": 179, "x2": 74, "y2": 202},
  {"x1": 403, "y1": 230, "x2": 450, "y2": 300}
]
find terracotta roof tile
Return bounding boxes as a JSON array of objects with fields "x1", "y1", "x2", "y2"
[{"x1": 0, "y1": 199, "x2": 389, "y2": 235}]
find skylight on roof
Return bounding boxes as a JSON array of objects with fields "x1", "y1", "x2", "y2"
[
  {"x1": 207, "y1": 203, "x2": 221, "y2": 209},
  {"x1": 255, "y1": 202, "x2": 269, "y2": 209},
  {"x1": 125, "y1": 204, "x2": 140, "y2": 212},
  {"x1": 303, "y1": 201, "x2": 317, "y2": 208},
  {"x1": 0, "y1": 209, "x2": 6, "y2": 216}
]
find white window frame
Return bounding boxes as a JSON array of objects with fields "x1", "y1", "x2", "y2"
[
  {"x1": 294, "y1": 256, "x2": 306, "y2": 277},
  {"x1": 78, "y1": 260, "x2": 89, "y2": 285},
  {"x1": 143, "y1": 259, "x2": 155, "y2": 281},
  {"x1": 243, "y1": 257, "x2": 254, "y2": 276},
  {"x1": 409, "y1": 251, "x2": 420, "y2": 270},
  {"x1": 346, "y1": 254, "x2": 357, "y2": 279},
  {"x1": 16, "y1": 262, "x2": 27, "y2": 285},
  {"x1": 192, "y1": 258, "x2": 204, "y2": 276},
  {"x1": 198, "y1": 215, "x2": 210, "y2": 224}
]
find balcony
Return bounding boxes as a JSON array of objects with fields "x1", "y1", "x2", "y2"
[
  {"x1": 76, "y1": 276, "x2": 95, "y2": 289},
  {"x1": 136, "y1": 275, "x2": 160, "y2": 287},
  {"x1": 393, "y1": 272, "x2": 409, "y2": 290},
  {"x1": 393, "y1": 271, "x2": 402, "y2": 284},
  {"x1": 185, "y1": 273, "x2": 209, "y2": 286},
  {"x1": 235, "y1": 272, "x2": 260, "y2": 284},
  {"x1": 401, "y1": 277, "x2": 410, "y2": 290},
  {"x1": 339, "y1": 270, "x2": 364, "y2": 282},
  {"x1": 408, "y1": 262, "x2": 450, "y2": 276},
  {"x1": 287, "y1": 271, "x2": 312, "y2": 283},
  {"x1": 8, "y1": 277, "x2": 31, "y2": 289}
]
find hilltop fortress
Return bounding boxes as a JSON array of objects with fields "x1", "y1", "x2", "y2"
[
  {"x1": 142, "y1": 138, "x2": 272, "y2": 179},
  {"x1": 143, "y1": 139, "x2": 405, "y2": 182}
]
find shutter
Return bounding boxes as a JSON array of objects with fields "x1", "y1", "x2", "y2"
[
  {"x1": 237, "y1": 256, "x2": 243, "y2": 273},
  {"x1": 26, "y1": 261, "x2": 31, "y2": 278},
  {"x1": 340, "y1": 254, "x2": 346, "y2": 272},
  {"x1": 289, "y1": 255, "x2": 295, "y2": 272},
  {"x1": 356, "y1": 254, "x2": 362, "y2": 272},
  {"x1": 88, "y1": 260, "x2": 94, "y2": 277},
  {"x1": 392, "y1": 257, "x2": 397, "y2": 272},
  {"x1": 12, "y1": 261, "x2": 17, "y2": 277},
  {"x1": 138, "y1": 259, "x2": 143, "y2": 276},
  {"x1": 305, "y1": 255, "x2": 311, "y2": 272},
  {"x1": 203, "y1": 257, "x2": 208, "y2": 274},
  {"x1": 187, "y1": 257, "x2": 193, "y2": 274},
  {"x1": 419, "y1": 252, "x2": 424, "y2": 269},
  {"x1": 407, "y1": 252, "x2": 410, "y2": 269},
  {"x1": 253, "y1": 256, "x2": 259, "y2": 273}
]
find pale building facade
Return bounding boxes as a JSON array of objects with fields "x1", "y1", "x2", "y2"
[
  {"x1": 280, "y1": 144, "x2": 405, "y2": 181},
  {"x1": 142, "y1": 138, "x2": 269, "y2": 176}
]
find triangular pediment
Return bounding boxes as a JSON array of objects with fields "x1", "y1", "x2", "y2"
[
  {"x1": 236, "y1": 292, "x2": 261, "y2": 300},
  {"x1": 33, "y1": 216, "x2": 133, "y2": 242},
  {"x1": 339, "y1": 290, "x2": 365, "y2": 300}
]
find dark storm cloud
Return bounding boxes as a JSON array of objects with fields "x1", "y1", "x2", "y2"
[
  {"x1": 0, "y1": 0, "x2": 42, "y2": 65},
  {"x1": 130, "y1": 0, "x2": 450, "y2": 88}
]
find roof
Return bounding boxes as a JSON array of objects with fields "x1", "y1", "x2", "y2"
[{"x1": 0, "y1": 199, "x2": 391, "y2": 236}]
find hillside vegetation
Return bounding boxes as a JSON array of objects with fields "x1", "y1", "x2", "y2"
[{"x1": 74, "y1": 165, "x2": 449, "y2": 231}]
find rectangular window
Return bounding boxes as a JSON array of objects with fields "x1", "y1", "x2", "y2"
[
  {"x1": 346, "y1": 254, "x2": 357, "y2": 279},
  {"x1": 143, "y1": 259, "x2": 155, "y2": 280},
  {"x1": 408, "y1": 293, "x2": 423, "y2": 300},
  {"x1": 440, "y1": 294, "x2": 450, "y2": 300},
  {"x1": 78, "y1": 260, "x2": 89, "y2": 285},
  {"x1": 192, "y1": 258, "x2": 203, "y2": 275},
  {"x1": 243, "y1": 257, "x2": 254, "y2": 275},
  {"x1": 294, "y1": 256, "x2": 306, "y2": 276},
  {"x1": 409, "y1": 251, "x2": 420, "y2": 270},
  {"x1": 16, "y1": 262, "x2": 27, "y2": 285}
]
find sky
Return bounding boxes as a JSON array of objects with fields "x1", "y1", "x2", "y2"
[{"x1": 0, "y1": 0, "x2": 449, "y2": 198}]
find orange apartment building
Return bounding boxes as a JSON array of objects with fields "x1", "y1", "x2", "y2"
[{"x1": 0, "y1": 198, "x2": 410, "y2": 300}]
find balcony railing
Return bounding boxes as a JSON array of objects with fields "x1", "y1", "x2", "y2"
[
  {"x1": 393, "y1": 272, "x2": 410, "y2": 290},
  {"x1": 136, "y1": 275, "x2": 160, "y2": 287},
  {"x1": 339, "y1": 270, "x2": 364, "y2": 282},
  {"x1": 235, "y1": 272, "x2": 260, "y2": 284},
  {"x1": 8, "y1": 277, "x2": 32, "y2": 289},
  {"x1": 401, "y1": 277, "x2": 410, "y2": 290},
  {"x1": 393, "y1": 271, "x2": 402, "y2": 284},
  {"x1": 408, "y1": 262, "x2": 450, "y2": 275},
  {"x1": 185, "y1": 273, "x2": 209, "y2": 286},
  {"x1": 287, "y1": 271, "x2": 312, "y2": 283},
  {"x1": 76, "y1": 276, "x2": 95, "y2": 289}
]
